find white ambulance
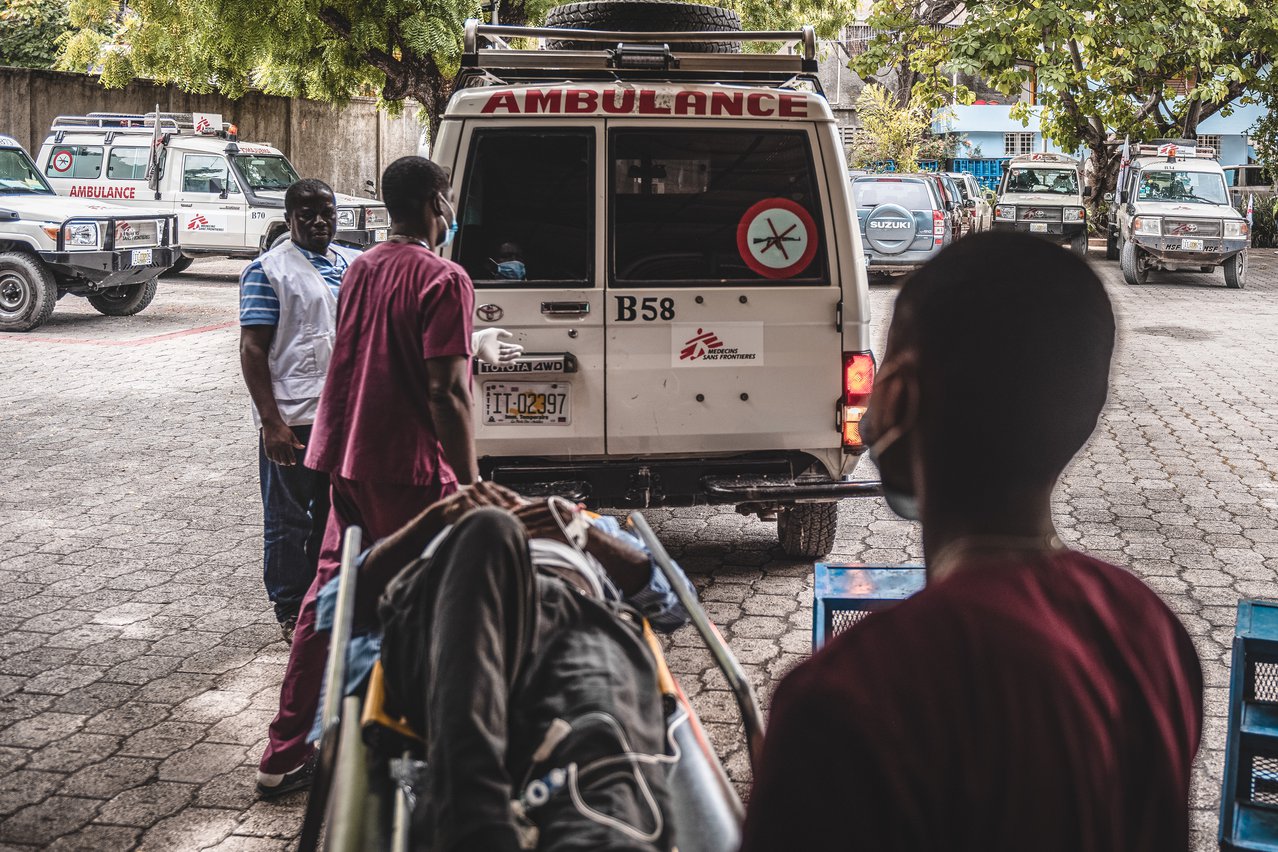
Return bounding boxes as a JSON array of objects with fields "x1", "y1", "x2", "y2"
[
  {"x1": 438, "y1": 8, "x2": 877, "y2": 557},
  {"x1": 35, "y1": 113, "x2": 389, "y2": 272}
]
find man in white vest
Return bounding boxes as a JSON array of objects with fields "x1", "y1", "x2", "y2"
[{"x1": 239, "y1": 179, "x2": 359, "y2": 645}]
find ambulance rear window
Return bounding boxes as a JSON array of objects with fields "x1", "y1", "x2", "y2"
[
  {"x1": 455, "y1": 129, "x2": 594, "y2": 286},
  {"x1": 611, "y1": 129, "x2": 827, "y2": 285}
]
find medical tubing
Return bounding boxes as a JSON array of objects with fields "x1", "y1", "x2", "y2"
[{"x1": 628, "y1": 512, "x2": 766, "y2": 771}]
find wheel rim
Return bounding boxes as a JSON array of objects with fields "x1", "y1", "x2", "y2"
[
  {"x1": 0, "y1": 271, "x2": 32, "y2": 320},
  {"x1": 1239, "y1": 252, "x2": 1247, "y2": 283}
]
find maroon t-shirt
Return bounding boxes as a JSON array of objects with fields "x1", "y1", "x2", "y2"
[
  {"x1": 307, "y1": 241, "x2": 474, "y2": 487},
  {"x1": 741, "y1": 551, "x2": 1202, "y2": 852}
]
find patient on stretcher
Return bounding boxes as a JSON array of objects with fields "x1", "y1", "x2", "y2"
[{"x1": 314, "y1": 482, "x2": 695, "y2": 852}]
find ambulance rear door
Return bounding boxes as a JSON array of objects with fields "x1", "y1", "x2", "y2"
[
  {"x1": 448, "y1": 120, "x2": 607, "y2": 458},
  {"x1": 603, "y1": 118, "x2": 844, "y2": 457}
]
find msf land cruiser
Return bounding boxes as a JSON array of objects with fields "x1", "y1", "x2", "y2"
[
  {"x1": 437, "y1": 5, "x2": 878, "y2": 558},
  {"x1": 36, "y1": 112, "x2": 390, "y2": 273},
  {"x1": 0, "y1": 135, "x2": 178, "y2": 332},
  {"x1": 992, "y1": 152, "x2": 1090, "y2": 255},
  {"x1": 1108, "y1": 141, "x2": 1249, "y2": 288}
]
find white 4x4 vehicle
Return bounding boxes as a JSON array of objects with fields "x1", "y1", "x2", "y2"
[
  {"x1": 437, "y1": 7, "x2": 877, "y2": 557},
  {"x1": 0, "y1": 135, "x2": 178, "y2": 332},
  {"x1": 36, "y1": 113, "x2": 390, "y2": 273},
  {"x1": 1109, "y1": 141, "x2": 1249, "y2": 288},
  {"x1": 992, "y1": 152, "x2": 1090, "y2": 255}
]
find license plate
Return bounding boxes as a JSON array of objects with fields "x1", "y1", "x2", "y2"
[
  {"x1": 1029, "y1": 222, "x2": 1048, "y2": 233},
  {"x1": 130, "y1": 249, "x2": 153, "y2": 266},
  {"x1": 1180, "y1": 238, "x2": 1204, "y2": 251},
  {"x1": 374, "y1": 229, "x2": 388, "y2": 242},
  {"x1": 483, "y1": 382, "x2": 571, "y2": 425}
]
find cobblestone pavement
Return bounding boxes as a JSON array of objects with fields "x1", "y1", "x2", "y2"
[{"x1": 0, "y1": 249, "x2": 1275, "y2": 850}]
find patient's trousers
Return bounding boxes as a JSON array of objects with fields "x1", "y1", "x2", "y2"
[{"x1": 379, "y1": 508, "x2": 672, "y2": 852}]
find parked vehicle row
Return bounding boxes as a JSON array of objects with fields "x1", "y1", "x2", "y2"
[{"x1": 851, "y1": 170, "x2": 992, "y2": 277}]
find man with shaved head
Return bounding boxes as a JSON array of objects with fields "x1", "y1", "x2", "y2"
[{"x1": 741, "y1": 233, "x2": 1202, "y2": 852}]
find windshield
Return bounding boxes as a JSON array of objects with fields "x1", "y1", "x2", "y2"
[
  {"x1": 1005, "y1": 167, "x2": 1079, "y2": 195},
  {"x1": 852, "y1": 179, "x2": 933, "y2": 210},
  {"x1": 1137, "y1": 169, "x2": 1229, "y2": 205},
  {"x1": 0, "y1": 148, "x2": 54, "y2": 195},
  {"x1": 230, "y1": 154, "x2": 300, "y2": 192}
]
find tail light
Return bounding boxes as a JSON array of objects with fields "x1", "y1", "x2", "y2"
[
  {"x1": 932, "y1": 210, "x2": 945, "y2": 244},
  {"x1": 841, "y1": 351, "x2": 875, "y2": 451}
]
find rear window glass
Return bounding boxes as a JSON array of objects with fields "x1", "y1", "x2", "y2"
[
  {"x1": 455, "y1": 129, "x2": 594, "y2": 286},
  {"x1": 45, "y1": 145, "x2": 103, "y2": 179},
  {"x1": 852, "y1": 180, "x2": 933, "y2": 210},
  {"x1": 107, "y1": 148, "x2": 148, "y2": 181},
  {"x1": 611, "y1": 129, "x2": 827, "y2": 285}
]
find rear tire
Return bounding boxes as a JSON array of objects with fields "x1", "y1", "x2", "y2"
[
  {"x1": 160, "y1": 255, "x2": 193, "y2": 277},
  {"x1": 1105, "y1": 228, "x2": 1119, "y2": 260},
  {"x1": 777, "y1": 502, "x2": 838, "y2": 559},
  {"x1": 1070, "y1": 231, "x2": 1088, "y2": 256},
  {"x1": 0, "y1": 252, "x2": 58, "y2": 332},
  {"x1": 1224, "y1": 251, "x2": 1247, "y2": 289},
  {"x1": 1120, "y1": 239, "x2": 1149, "y2": 285},
  {"x1": 544, "y1": 1, "x2": 742, "y2": 52},
  {"x1": 87, "y1": 278, "x2": 159, "y2": 316}
]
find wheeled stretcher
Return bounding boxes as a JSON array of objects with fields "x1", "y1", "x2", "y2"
[{"x1": 298, "y1": 512, "x2": 764, "y2": 852}]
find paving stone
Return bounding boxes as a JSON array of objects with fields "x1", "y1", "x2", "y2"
[
  {"x1": 159, "y1": 744, "x2": 248, "y2": 784},
  {"x1": 0, "y1": 796, "x2": 100, "y2": 845},
  {"x1": 45, "y1": 824, "x2": 141, "y2": 852},
  {"x1": 134, "y1": 807, "x2": 240, "y2": 851},
  {"x1": 60, "y1": 757, "x2": 158, "y2": 799},
  {"x1": 26, "y1": 732, "x2": 121, "y2": 773},
  {"x1": 95, "y1": 781, "x2": 194, "y2": 827}
]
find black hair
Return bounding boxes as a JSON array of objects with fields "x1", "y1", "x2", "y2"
[
  {"x1": 895, "y1": 232, "x2": 1115, "y2": 487},
  {"x1": 381, "y1": 156, "x2": 451, "y2": 223},
  {"x1": 284, "y1": 178, "x2": 334, "y2": 217}
]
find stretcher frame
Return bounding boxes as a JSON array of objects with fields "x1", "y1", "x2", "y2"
[{"x1": 300, "y1": 512, "x2": 763, "y2": 852}]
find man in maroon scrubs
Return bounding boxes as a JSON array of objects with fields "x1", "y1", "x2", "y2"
[
  {"x1": 255, "y1": 156, "x2": 477, "y2": 796},
  {"x1": 741, "y1": 232, "x2": 1202, "y2": 851}
]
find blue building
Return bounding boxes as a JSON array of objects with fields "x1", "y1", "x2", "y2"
[{"x1": 937, "y1": 102, "x2": 1264, "y2": 166}]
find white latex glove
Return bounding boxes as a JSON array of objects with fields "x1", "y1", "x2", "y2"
[{"x1": 472, "y1": 327, "x2": 524, "y2": 365}]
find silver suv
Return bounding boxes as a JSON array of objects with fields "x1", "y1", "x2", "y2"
[{"x1": 852, "y1": 174, "x2": 951, "y2": 276}]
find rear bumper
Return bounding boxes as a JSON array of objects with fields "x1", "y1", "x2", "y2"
[
  {"x1": 866, "y1": 247, "x2": 944, "y2": 272},
  {"x1": 482, "y1": 453, "x2": 881, "y2": 508},
  {"x1": 40, "y1": 246, "x2": 179, "y2": 288}
]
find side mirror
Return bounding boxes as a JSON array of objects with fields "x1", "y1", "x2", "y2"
[
  {"x1": 1103, "y1": 191, "x2": 1115, "y2": 203},
  {"x1": 364, "y1": 179, "x2": 377, "y2": 197},
  {"x1": 1083, "y1": 185, "x2": 1094, "y2": 198},
  {"x1": 964, "y1": 199, "x2": 976, "y2": 208}
]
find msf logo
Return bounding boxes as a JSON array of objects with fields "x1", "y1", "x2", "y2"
[
  {"x1": 194, "y1": 116, "x2": 212, "y2": 133},
  {"x1": 187, "y1": 214, "x2": 210, "y2": 230},
  {"x1": 680, "y1": 328, "x2": 725, "y2": 361}
]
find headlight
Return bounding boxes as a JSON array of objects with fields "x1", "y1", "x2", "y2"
[
  {"x1": 1132, "y1": 216, "x2": 1162, "y2": 236},
  {"x1": 1224, "y1": 220, "x2": 1249, "y2": 239},
  {"x1": 63, "y1": 222, "x2": 102, "y2": 249},
  {"x1": 995, "y1": 205, "x2": 1016, "y2": 220},
  {"x1": 336, "y1": 208, "x2": 357, "y2": 229},
  {"x1": 1063, "y1": 206, "x2": 1086, "y2": 222}
]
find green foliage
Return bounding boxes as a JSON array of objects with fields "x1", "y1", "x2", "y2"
[
  {"x1": 856, "y1": 0, "x2": 1278, "y2": 192},
  {"x1": 0, "y1": 0, "x2": 71, "y2": 69},
  {"x1": 60, "y1": 0, "x2": 856, "y2": 134},
  {"x1": 849, "y1": 84, "x2": 937, "y2": 172},
  {"x1": 1249, "y1": 101, "x2": 1278, "y2": 185}
]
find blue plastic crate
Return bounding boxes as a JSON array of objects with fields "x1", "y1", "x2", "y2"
[
  {"x1": 1220, "y1": 599, "x2": 1278, "y2": 850},
  {"x1": 813, "y1": 563, "x2": 926, "y2": 650},
  {"x1": 950, "y1": 158, "x2": 1009, "y2": 192}
]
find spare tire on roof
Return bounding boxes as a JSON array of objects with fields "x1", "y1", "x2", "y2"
[{"x1": 543, "y1": 1, "x2": 742, "y2": 53}]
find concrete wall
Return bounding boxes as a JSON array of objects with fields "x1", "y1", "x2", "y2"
[{"x1": 0, "y1": 66, "x2": 427, "y2": 197}]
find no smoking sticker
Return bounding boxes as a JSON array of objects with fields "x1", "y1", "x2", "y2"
[
  {"x1": 52, "y1": 150, "x2": 74, "y2": 172},
  {"x1": 736, "y1": 198, "x2": 818, "y2": 279}
]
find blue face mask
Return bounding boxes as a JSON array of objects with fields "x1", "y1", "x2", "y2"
[
  {"x1": 437, "y1": 195, "x2": 458, "y2": 249},
  {"x1": 496, "y1": 260, "x2": 526, "y2": 280}
]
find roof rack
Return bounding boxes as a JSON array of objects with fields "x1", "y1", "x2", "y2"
[
  {"x1": 458, "y1": 20, "x2": 821, "y2": 92},
  {"x1": 1133, "y1": 142, "x2": 1216, "y2": 161},
  {"x1": 49, "y1": 112, "x2": 236, "y2": 144},
  {"x1": 1008, "y1": 152, "x2": 1079, "y2": 166}
]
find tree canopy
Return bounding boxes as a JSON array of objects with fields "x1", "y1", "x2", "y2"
[
  {"x1": 856, "y1": 0, "x2": 1278, "y2": 189},
  {"x1": 0, "y1": 0, "x2": 71, "y2": 69},
  {"x1": 60, "y1": 0, "x2": 854, "y2": 134}
]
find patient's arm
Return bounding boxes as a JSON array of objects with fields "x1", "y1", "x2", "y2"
[{"x1": 511, "y1": 501, "x2": 649, "y2": 594}]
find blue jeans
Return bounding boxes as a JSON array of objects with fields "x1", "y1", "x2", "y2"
[{"x1": 259, "y1": 424, "x2": 330, "y2": 623}]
